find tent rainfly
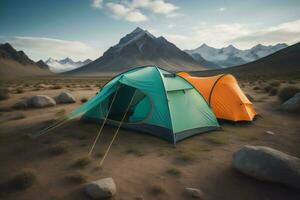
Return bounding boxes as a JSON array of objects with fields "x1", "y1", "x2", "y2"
[
  {"x1": 178, "y1": 72, "x2": 257, "y2": 122},
  {"x1": 68, "y1": 66, "x2": 220, "y2": 143}
]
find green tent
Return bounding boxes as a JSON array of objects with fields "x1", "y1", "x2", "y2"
[{"x1": 68, "y1": 66, "x2": 219, "y2": 143}]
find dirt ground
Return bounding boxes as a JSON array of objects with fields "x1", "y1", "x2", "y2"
[{"x1": 0, "y1": 77, "x2": 299, "y2": 200}]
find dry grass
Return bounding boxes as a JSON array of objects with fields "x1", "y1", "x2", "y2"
[
  {"x1": 206, "y1": 133, "x2": 227, "y2": 144},
  {"x1": 13, "y1": 169, "x2": 37, "y2": 189},
  {"x1": 0, "y1": 88, "x2": 10, "y2": 100},
  {"x1": 65, "y1": 172, "x2": 87, "y2": 184},
  {"x1": 278, "y1": 86, "x2": 300, "y2": 102},
  {"x1": 270, "y1": 81, "x2": 281, "y2": 87},
  {"x1": 72, "y1": 156, "x2": 91, "y2": 168},
  {"x1": 125, "y1": 147, "x2": 144, "y2": 157},
  {"x1": 55, "y1": 109, "x2": 66, "y2": 117},
  {"x1": 16, "y1": 88, "x2": 24, "y2": 94},
  {"x1": 48, "y1": 142, "x2": 69, "y2": 155},
  {"x1": 269, "y1": 88, "x2": 278, "y2": 96},
  {"x1": 149, "y1": 184, "x2": 166, "y2": 196},
  {"x1": 80, "y1": 97, "x2": 88, "y2": 103},
  {"x1": 166, "y1": 167, "x2": 181, "y2": 177}
]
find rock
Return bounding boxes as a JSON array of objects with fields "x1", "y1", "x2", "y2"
[
  {"x1": 233, "y1": 145, "x2": 300, "y2": 188},
  {"x1": 264, "y1": 130, "x2": 275, "y2": 135},
  {"x1": 184, "y1": 188, "x2": 203, "y2": 199},
  {"x1": 28, "y1": 95, "x2": 56, "y2": 108},
  {"x1": 12, "y1": 100, "x2": 28, "y2": 109},
  {"x1": 280, "y1": 92, "x2": 300, "y2": 113},
  {"x1": 54, "y1": 92, "x2": 76, "y2": 104},
  {"x1": 85, "y1": 178, "x2": 116, "y2": 199}
]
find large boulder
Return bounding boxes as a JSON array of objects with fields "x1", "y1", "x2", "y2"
[
  {"x1": 280, "y1": 92, "x2": 300, "y2": 113},
  {"x1": 233, "y1": 145, "x2": 300, "y2": 188},
  {"x1": 54, "y1": 92, "x2": 75, "y2": 104},
  {"x1": 85, "y1": 178, "x2": 117, "y2": 199},
  {"x1": 27, "y1": 95, "x2": 56, "y2": 108}
]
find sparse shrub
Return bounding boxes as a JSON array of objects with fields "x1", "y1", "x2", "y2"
[
  {"x1": 149, "y1": 184, "x2": 166, "y2": 196},
  {"x1": 11, "y1": 113, "x2": 26, "y2": 120},
  {"x1": 65, "y1": 173, "x2": 87, "y2": 184},
  {"x1": 16, "y1": 88, "x2": 24, "y2": 93},
  {"x1": 73, "y1": 156, "x2": 91, "y2": 168},
  {"x1": 125, "y1": 148, "x2": 144, "y2": 156},
  {"x1": 55, "y1": 109, "x2": 66, "y2": 117},
  {"x1": 81, "y1": 97, "x2": 88, "y2": 103},
  {"x1": 0, "y1": 88, "x2": 9, "y2": 100},
  {"x1": 269, "y1": 88, "x2": 278, "y2": 96},
  {"x1": 13, "y1": 169, "x2": 37, "y2": 189},
  {"x1": 253, "y1": 86, "x2": 260, "y2": 90},
  {"x1": 166, "y1": 167, "x2": 181, "y2": 177},
  {"x1": 12, "y1": 100, "x2": 27, "y2": 110},
  {"x1": 263, "y1": 85, "x2": 272, "y2": 92},
  {"x1": 278, "y1": 86, "x2": 300, "y2": 102},
  {"x1": 49, "y1": 142, "x2": 69, "y2": 155},
  {"x1": 270, "y1": 81, "x2": 280, "y2": 87},
  {"x1": 288, "y1": 80, "x2": 296, "y2": 84},
  {"x1": 51, "y1": 85, "x2": 62, "y2": 89},
  {"x1": 95, "y1": 152, "x2": 104, "y2": 158},
  {"x1": 206, "y1": 134, "x2": 227, "y2": 144}
]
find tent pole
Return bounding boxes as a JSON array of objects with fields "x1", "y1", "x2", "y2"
[
  {"x1": 98, "y1": 90, "x2": 137, "y2": 167},
  {"x1": 87, "y1": 84, "x2": 121, "y2": 157}
]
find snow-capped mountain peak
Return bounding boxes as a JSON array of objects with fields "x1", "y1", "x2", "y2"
[
  {"x1": 185, "y1": 43, "x2": 288, "y2": 68},
  {"x1": 45, "y1": 57, "x2": 92, "y2": 73}
]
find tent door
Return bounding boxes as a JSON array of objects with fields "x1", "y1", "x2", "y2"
[{"x1": 106, "y1": 84, "x2": 152, "y2": 123}]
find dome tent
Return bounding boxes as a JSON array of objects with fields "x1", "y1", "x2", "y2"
[
  {"x1": 178, "y1": 72, "x2": 257, "y2": 122},
  {"x1": 68, "y1": 66, "x2": 220, "y2": 143}
]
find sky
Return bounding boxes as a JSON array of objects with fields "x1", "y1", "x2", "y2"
[{"x1": 0, "y1": 0, "x2": 300, "y2": 61}]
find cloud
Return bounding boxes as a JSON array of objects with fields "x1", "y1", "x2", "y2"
[
  {"x1": 218, "y1": 7, "x2": 226, "y2": 12},
  {"x1": 106, "y1": 2, "x2": 147, "y2": 22},
  {"x1": 92, "y1": 0, "x2": 103, "y2": 9},
  {"x1": 0, "y1": 36, "x2": 100, "y2": 61},
  {"x1": 92, "y1": 0, "x2": 179, "y2": 23},
  {"x1": 131, "y1": 0, "x2": 178, "y2": 14},
  {"x1": 161, "y1": 19, "x2": 300, "y2": 49},
  {"x1": 231, "y1": 19, "x2": 300, "y2": 46}
]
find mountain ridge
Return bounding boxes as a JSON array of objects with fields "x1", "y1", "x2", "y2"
[
  {"x1": 185, "y1": 43, "x2": 288, "y2": 68},
  {"x1": 66, "y1": 27, "x2": 208, "y2": 75}
]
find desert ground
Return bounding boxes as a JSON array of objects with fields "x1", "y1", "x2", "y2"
[{"x1": 0, "y1": 76, "x2": 299, "y2": 200}]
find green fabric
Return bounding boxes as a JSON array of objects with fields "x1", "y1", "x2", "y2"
[
  {"x1": 67, "y1": 65, "x2": 219, "y2": 143},
  {"x1": 167, "y1": 89, "x2": 219, "y2": 133}
]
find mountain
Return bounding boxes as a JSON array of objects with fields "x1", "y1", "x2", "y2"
[
  {"x1": 192, "y1": 42, "x2": 300, "y2": 79},
  {"x1": 0, "y1": 43, "x2": 52, "y2": 79},
  {"x1": 36, "y1": 60, "x2": 49, "y2": 69},
  {"x1": 67, "y1": 27, "x2": 206, "y2": 75},
  {"x1": 45, "y1": 57, "x2": 92, "y2": 73},
  {"x1": 185, "y1": 43, "x2": 288, "y2": 68},
  {"x1": 190, "y1": 53, "x2": 220, "y2": 69}
]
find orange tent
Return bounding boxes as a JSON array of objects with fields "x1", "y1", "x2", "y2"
[{"x1": 178, "y1": 72, "x2": 257, "y2": 121}]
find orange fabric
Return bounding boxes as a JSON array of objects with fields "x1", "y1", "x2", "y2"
[{"x1": 178, "y1": 72, "x2": 257, "y2": 121}]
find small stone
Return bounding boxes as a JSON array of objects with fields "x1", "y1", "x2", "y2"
[{"x1": 184, "y1": 187, "x2": 204, "y2": 199}]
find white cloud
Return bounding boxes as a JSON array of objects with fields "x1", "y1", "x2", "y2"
[
  {"x1": 131, "y1": 0, "x2": 178, "y2": 14},
  {"x1": 0, "y1": 36, "x2": 100, "y2": 61},
  {"x1": 218, "y1": 7, "x2": 226, "y2": 12},
  {"x1": 92, "y1": 0, "x2": 103, "y2": 9},
  {"x1": 106, "y1": 2, "x2": 147, "y2": 22},
  {"x1": 92, "y1": 0, "x2": 179, "y2": 23}
]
